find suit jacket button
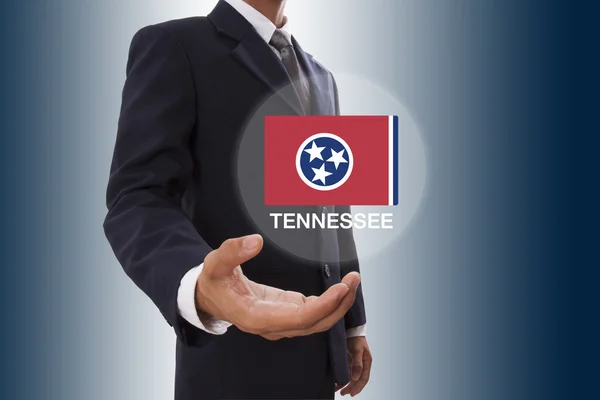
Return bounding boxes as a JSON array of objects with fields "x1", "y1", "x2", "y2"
[{"x1": 324, "y1": 264, "x2": 331, "y2": 277}]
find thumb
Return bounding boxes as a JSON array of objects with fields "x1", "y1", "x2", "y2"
[
  {"x1": 351, "y1": 347, "x2": 364, "y2": 381},
  {"x1": 203, "y1": 234, "x2": 263, "y2": 278}
]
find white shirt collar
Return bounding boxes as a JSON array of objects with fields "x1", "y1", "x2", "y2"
[{"x1": 225, "y1": 0, "x2": 291, "y2": 44}]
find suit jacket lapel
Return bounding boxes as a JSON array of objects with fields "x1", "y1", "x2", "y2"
[
  {"x1": 293, "y1": 37, "x2": 336, "y2": 116},
  {"x1": 232, "y1": 35, "x2": 305, "y2": 116},
  {"x1": 208, "y1": 1, "x2": 305, "y2": 116}
]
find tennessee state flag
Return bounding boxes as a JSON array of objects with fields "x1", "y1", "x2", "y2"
[{"x1": 264, "y1": 116, "x2": 398, "y2": 206}]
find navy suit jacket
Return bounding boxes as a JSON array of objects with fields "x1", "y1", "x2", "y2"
[{"x1": 104, "y1": 1, "x2": 366, "y2": 398}]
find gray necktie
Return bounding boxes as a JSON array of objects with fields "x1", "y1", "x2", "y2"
[{"x1": 270, "y1": 29, "x2": 311, "y2": 114}]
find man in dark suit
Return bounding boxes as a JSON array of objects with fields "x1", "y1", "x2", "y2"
[{"x1": 104, "y1": 0, "x2": 372, "y2": 398}]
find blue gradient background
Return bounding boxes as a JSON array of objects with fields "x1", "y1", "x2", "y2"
[{"x1": 0, "y1": 1, "x2": 576, "y2": 399}]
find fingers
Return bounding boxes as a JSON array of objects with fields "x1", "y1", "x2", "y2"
[
  {"x1": 295, "y1": 274, "x2": 360, "y2": 334},
  {"x1": 351, "y1": 353, "x2": 372, "y2": 396},
  {"x1": 341, "y1": 348, "x2": 372, "y2": 397},
  {"x1": 340, "y1": 381, "x2": 354, "y2": 396},
  {"x1": 203, "y1": 234, "x2": 263, "y2": 278},
  {"x1": 260, "y1": 272, "x2": 361, "y2": 338},
  {"x1": 236, "y1": 271, "x2": 361, "y2": 338},
  {"x1": 335, "y1": 352, "x2": 353, "y2": 393},
  {"x1": 303, "y1": 272, "x2": 361, "y2": 334},
  {"x1": 341, "y1": 271, "x2": 361, "y2": 290},
  {"x1": 252, "y1": 282, "x2": 350, "y2": 334}
]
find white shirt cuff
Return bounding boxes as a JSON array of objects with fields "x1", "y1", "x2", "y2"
[
  {"x1": 346, "y1": 324, "x2": 367, "y2": 338},
  {"x1": 177, "y1": 263, "x2": 232, "y2": 335}
]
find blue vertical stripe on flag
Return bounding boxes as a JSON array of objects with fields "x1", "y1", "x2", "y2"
[{"x1": 393, "y1": 115, "x2": 399, "y2": 206}]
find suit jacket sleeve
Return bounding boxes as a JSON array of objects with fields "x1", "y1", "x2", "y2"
[
  {"x1": 103, "y1": 25, "x2": 212, "y2": 347},
  {"x1": 332, "y1": 74, "x2": 367, "y2": 329}
]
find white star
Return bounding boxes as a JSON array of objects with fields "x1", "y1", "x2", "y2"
[
  {"x1": 326, "y1": 148, "x2": 348, "y2": 170},
  {"x1": 311, "y1": 163, "x2": 332, "y2": 185},
  {"x1": 304, "y1": 141, "x2": 325, "y2": 162}
]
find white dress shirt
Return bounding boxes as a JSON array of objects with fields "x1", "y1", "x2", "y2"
[{"x1": 177, "y1": 0, "x2": 366, "y2": 338}]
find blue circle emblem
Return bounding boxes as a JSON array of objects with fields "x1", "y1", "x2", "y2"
[{"x1": 295, "y1": 133, "x2": 354, "y2": 191}]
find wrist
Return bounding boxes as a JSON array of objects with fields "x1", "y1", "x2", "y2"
[{"x1": 194, "y1": 272, "x2": 214, "y2": 319}]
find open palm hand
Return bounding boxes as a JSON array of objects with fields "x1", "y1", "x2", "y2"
[{"x1": 195, "y1": 234, "x2": 360, "y2": 340}]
